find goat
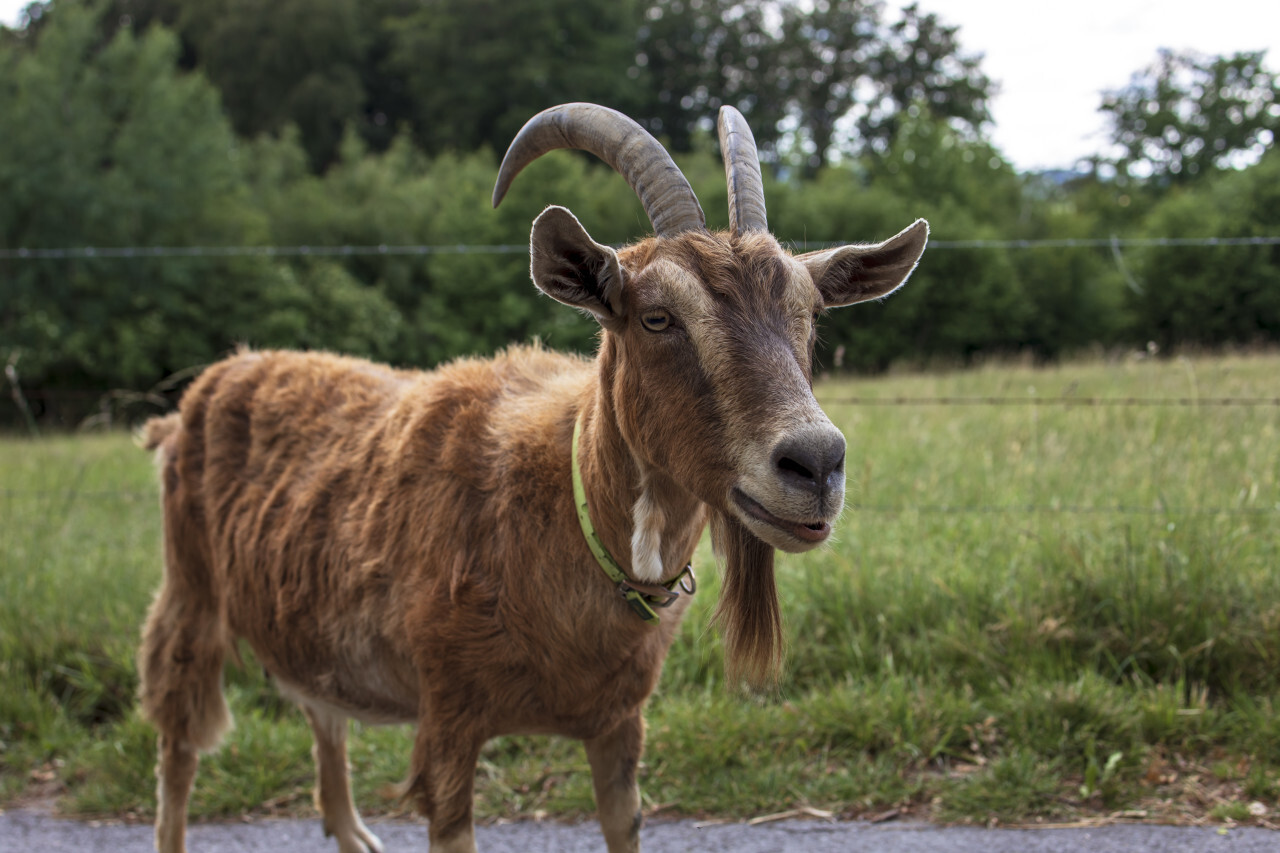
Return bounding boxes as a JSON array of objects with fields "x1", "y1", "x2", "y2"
[{"x1": 138, "y1": 102, "x2": 928, "y2": 853}]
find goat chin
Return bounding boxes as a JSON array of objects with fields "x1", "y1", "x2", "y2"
[
  {"x1": 726, "y1": 488, "x2": 835, "y2": 555},
  {"x1": 710, "y1": 510, "x2": 782, "y2": 689}
]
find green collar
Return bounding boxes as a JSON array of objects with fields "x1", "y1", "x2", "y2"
[{"x1": 571, "y1": 414, "x2": 695, "y2": 624}]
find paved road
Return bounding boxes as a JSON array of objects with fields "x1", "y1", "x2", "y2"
[{"x1": 3, "y1": 808, "x2": 1277, "y2": 853}]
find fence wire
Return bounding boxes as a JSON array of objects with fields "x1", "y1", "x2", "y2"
[
  {"x1": 4, "y1": 233, "x2": 1276, "y2": 515},
  {"x1": 0, "y1": 244, "x2": 528, "y2": 259},
  {"x1": 0, "y1": 487, "x2": 1275, "y2": 516},
  {"x1": 3, "y1": 235, "x2": 1280, "y2": 260},
  {"x1": 9, "y1": 390, "x2": 1280, "y2": 408},
  {"x1": 5, "y1": 388, "x2": 1276, "y2": 514},
  {"x1": 851, "y1": 504, "x2": 1279, "y2": 516},
  {"x1": 824, "y1": 396, "x2": 1280, "y2": 407}
]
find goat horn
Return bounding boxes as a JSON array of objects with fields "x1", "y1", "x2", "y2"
[
  {"x1": 717, "y1": 106, "x2": 768, "y2": 235},
  {"x1": 492, "y1": 103, "x2": 706, "y2": 237}
]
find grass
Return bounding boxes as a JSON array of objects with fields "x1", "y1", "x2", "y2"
[{"x1": 1, "y1": 351, "x2": 1278, "y2": 826}]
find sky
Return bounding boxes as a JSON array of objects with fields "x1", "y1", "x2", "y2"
[
  {"x1": 2, "y1": 0, "x2": 1278, "y2": 173},
  {"x1": 902, "y1": 0, "x2": 1280, "y2": 171}
]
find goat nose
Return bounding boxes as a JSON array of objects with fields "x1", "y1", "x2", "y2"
[{"x1": 772, "y1": 426, "x2": 846, "y2": 496}]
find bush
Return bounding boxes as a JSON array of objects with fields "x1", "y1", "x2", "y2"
[{"x1": 1125, "y1": 149, "x2": 1280, "y2": 348}]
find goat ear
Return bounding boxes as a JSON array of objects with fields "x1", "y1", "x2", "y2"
[
  {"x1": 529, "y1": 205, "x2": 625, "y2": 326},
  {"x1": 797, "y1": 219, "x2": 929, "y2": 308}
]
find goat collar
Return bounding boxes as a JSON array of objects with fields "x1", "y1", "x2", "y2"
[{"x1": 571, "y1": 414, "x2": 696, "y2": 624}]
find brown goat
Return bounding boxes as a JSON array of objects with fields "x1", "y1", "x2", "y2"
[{"x1": 138, "y1": 103, "x2": 927, "y2": 853}]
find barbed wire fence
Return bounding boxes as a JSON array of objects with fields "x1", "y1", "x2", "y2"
[
  {"x1": 3, "y1": 234, "x2": 1279, "y2": 260},
  {"x1": 3, "y1": 234, "x2": 1277, "y2": 516},
  {"x1": 0, "y1": 490, "x2": 1275, "y2": 516},
  {"x1": 2, "y1": 391, "x2": 1276, "y2": 516}
]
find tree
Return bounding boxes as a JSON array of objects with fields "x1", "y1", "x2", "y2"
[
  {"x1": 170, "y1": 0, "x2": 369, "y2": 171},
  {"x1": 856, "y1": 4, "x2": 991, "y2": 156},
  {"x1": 65, "y1": 0, "x2": 996, "y2": 179},
  {"x1": 386, "y1": 0, "x2": 644, "y2": 156},
  {"x1": 760, "y1": 110, "x2": 1029, "y2": 369},
  {"x1": 1125, "y1": 148, "x2": 1280, "y2": 348},
  {"x1": 91, "y1": 0, "x2": 421, "y2": 169},
  {"x1": 633, "y1": 0, "x2": 993, "y2": 172},
  {"x1": 1099, "y1": 49, "x2": 1280, "y2": 185},
  {"x1": 629, "y1": 0, "x2": 771, "y2": 153},
  {"x1": 0, "y1": 4, "x2": 400, "y2": 395}
]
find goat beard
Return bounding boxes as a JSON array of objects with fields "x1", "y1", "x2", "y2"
[{"x1": 710, "y1": 510, "x2": 781, "y2": 689}]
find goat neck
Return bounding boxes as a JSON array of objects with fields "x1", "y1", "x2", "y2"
[{"x1": 574, "y1": 343, "x2": 708, "y2": 592}]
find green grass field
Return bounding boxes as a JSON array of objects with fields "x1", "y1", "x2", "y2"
[{"x1": 2, "y1": 352, "x2": 1278, "y2": 826}]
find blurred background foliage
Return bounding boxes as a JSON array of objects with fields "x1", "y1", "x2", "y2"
[{"x1": 1, "y1": 0, "x2": 1278, "y2": 418}]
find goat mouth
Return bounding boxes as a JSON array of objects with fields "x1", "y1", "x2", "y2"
[{"x1": 732, "y1": 489, "x2": 831, "y2": 543}]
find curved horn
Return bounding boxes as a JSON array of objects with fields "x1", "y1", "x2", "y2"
[
  {"x1": 717, "y1": 106, "x2": 768, "y2": 235},
  {"x1": 492, "y1": 103, "x2": 705, "y2": 237}
]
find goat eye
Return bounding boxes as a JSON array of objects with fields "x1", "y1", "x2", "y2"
[{"x1": 641, "y1": 311, "x2": 671, "y2": 332}]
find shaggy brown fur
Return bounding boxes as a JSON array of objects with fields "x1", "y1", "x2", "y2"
[
  {"x1": 137, "y1": 146, "x2": 926, "y2": 853},
  {"x1": 140, "y1": 343, "x2": 689, "y2": 851}
]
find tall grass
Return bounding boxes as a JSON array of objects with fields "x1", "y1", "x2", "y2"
[{"x1": 1, "y1": 352, "x2": 1277, "y2": 823}]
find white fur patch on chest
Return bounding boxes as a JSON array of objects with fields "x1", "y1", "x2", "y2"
[{"x1": 629, "y1": 486, "x2": 666, "y2": 583}]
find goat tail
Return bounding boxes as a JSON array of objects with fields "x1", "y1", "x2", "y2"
[
  {"x1": 139, "y1": 412, "x2": 182, "y2": 451},
  {"x1": 137, "y1": 405, "x2": 233, "y2": 753},
  {"x1": 710, "y1": 510, "x2": 782, "y2": 690}
]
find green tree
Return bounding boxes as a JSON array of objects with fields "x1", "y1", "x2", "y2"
[
  {"x1": 243, "y1": 124, "x2": 660, "y2": 369},
  {"x1": 633, "y1": 0, "x2": 992, "y2": 172},
  {"x1": 766, "y1": 110, "x2": 1032, "y2": 369},
  {"x1": 386, "y1": 0, "x2": 644, "y2": 156},
  {"x1": 630, "y1": 0, "x2": 771, "y2": 153},
  {"x1": 172, "y1": 0, "x2": 368, "y2": 171},
  {"x1": 95, "y1": 0, "x2": 186, "y2": 40},
  {"x1": 0, "y1": 4, "x2": 401, "y2": 396},
  {"x1": 1125, "y1": 149, "x2": 1280, "y2": 348},
  {"x1": 93, "y1": 0, "x2": 420, "y2": 167},
  {"x1": 777, "y1": 1, "x2": 992, "y2": 167},
  {"x1": 1099, "y1": 49, "x2": 1280, "y2": 186},
  {"x1": 1008, "y1": 176, "x2": 1127, "y2": 358}
]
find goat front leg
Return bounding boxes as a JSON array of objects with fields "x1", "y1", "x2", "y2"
[
  {"x1": 154, "y1": 734, "x2": 199, "y2": 853},
  {"x1": 301, "y1": 703, "x2": 383, "y2": 853},
  {"x1": 407, "y1": 721, "x2": 483, "y2": 853},
  {"x1": 585, "y1": 713, "x2": 645, "y2": 853}
]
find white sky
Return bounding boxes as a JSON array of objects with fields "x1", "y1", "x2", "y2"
[
  {"x1": 3, "y1": 0, "x2": 1278, "y2": 173},
  {"x1": 906, "y1": 0, "x2": 1280, "y2": 171}
]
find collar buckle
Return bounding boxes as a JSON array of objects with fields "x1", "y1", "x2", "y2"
[
  {"x1": 617, "y1": 563, "x2": 695, "y2": 613},
  {"x1": 675, "y1": 562, "x2": 697, "y2": 595},
  {"x1": 618, "y1": 578, "x2": 680, "y2": 609}
]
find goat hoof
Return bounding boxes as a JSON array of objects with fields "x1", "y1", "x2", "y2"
[{"x1": 337, "y1": 826, "x2": 384, "y2": 853}]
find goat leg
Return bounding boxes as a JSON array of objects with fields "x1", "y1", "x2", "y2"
[
  {"x1": 301, "y1": 703, "x2": 384, "y2": 853},
  {"x1": 406, "y1": 720, "x2": 483, "y2": 853},
  {"x1": 154, "y1": 735, "x2": 198, "y2": 853},
  {"x1": 585, "y1": 712, "x2": 646, "y2": 853}
]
